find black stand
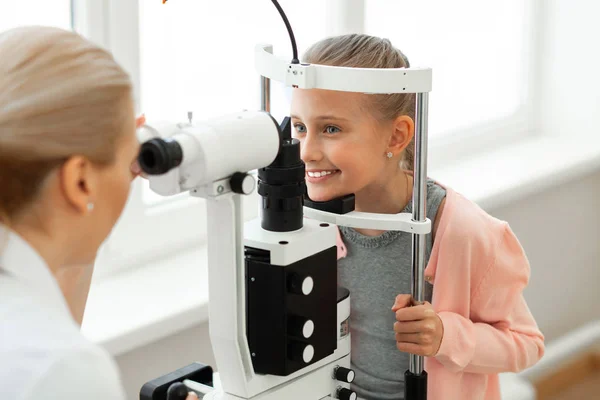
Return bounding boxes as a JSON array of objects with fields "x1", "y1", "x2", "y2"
[{"x1": 404, "y1": 370, "x2": 427, "y2": 400}]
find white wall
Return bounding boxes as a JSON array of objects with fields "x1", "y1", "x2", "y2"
[
  {"x1": 491, "y1": 171, "x2": 600, "y2": 342},
  {"x1": 516, "y1": 0, "x2": 600, "y2": 341},
  {"x1": 114, "y1": 170, "x2": 600, "y2": 399}
]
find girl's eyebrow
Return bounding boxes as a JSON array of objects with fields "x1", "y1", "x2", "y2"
[{"x1": 291, "y1": 114, "x2": 350, "y2": 122}]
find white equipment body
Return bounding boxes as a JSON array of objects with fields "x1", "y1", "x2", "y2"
[
  {"x1": 140, "y1": 44, "x2": 432, "y2": 400},
  {"x1": 137, "y1": 111, "x2": 280, "y2": 196}
]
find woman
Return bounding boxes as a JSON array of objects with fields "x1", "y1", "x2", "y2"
[{"x1": 0, "y1": 26, "x2": 197, "y2": 399}]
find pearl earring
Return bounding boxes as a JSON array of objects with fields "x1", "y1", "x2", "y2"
[
  {"x1": 386, "y1": 152, "x2": 393, "y2": 159},
  {"x1": 87, "y1": 202, "x2": 94, "y2": 212}
]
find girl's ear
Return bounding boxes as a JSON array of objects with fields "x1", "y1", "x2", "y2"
[{"x1": 387, "y1": 115, "x2": 414, "y2": 156}]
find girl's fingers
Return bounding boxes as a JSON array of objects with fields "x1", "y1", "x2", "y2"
[
  {"x1": 391, "y1": 294, "x2": 413, "y2": 311},
  {"x1": 394, "y1": 321, "x2": 423, "y2": 333},
  {"x1": 395, "y1": 332, "x2": 433, "y2": 345},
  {"x1": 395, "y1": 304, "x2": 428, "y2": 321}
]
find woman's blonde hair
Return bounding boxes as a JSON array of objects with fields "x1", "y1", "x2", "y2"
[
  {"x1": 302, "y1": 33, "x2": 415, "y2": 170},
  {"x1": 0, "y1": 26, "x2": 133, "y2": 222}
]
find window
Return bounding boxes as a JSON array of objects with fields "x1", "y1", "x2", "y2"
[
  {"x1": 138, "y1": 0, "x2": 330, "y2": 205},
  {"x1": 364, "y1": 0, "x2": 535, "y2": 145},
  {"x1": 0, "y1": 1, "x2": 72, "y2": 32},
  {"x1": 89, "y1": 0, "x2": 334, "y2": 277},
  {"x1": 89, "y1": 0, "x2": 539, "y2": 277}
]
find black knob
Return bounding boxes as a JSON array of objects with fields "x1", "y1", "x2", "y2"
[
  {"x1": 138, "y1": 138, "x2": 183, "y2": 175},
  {"x1": 288, "y1": 316, "x2": 315, "y2": 339},
  {"x1": 288, "y1": 273, "x2": 314, "y2": 295},
  {"x1": 288, "y1": 341, "x2": 315, "y2": 364},
  {"x1": 166, "y1": 382, "x2": 188, "y2": 400},
  {"x1": 336, "y1": 387, "x2": 357, "y2": 400},
  {"x1": 334, "y1": 366, "x2": 355, "y2": 383},
  {"x1": 230, "y1": 172, "x2": 255, "y2": 195}
]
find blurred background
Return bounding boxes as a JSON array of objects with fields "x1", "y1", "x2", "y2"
[{"x1": 2, "y1": 1, "x2": 599, "y2": 399}]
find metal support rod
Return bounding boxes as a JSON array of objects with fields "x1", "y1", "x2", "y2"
[
  {"x1": 260, "y1": 75, "x2": 271, "y2": 112},
  {"x1": 260, "y1": 44, "x2": 273, "y2": 113},
  {"x1": 409, "y1": 92, "x2": 429, "y2": 375}
]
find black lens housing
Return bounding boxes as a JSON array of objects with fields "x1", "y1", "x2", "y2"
[
  {"x1": 138, "y1": 138, "x2": 183, "y2": 175},
  {"x1": 258, "y1": 117, "x2": 305, "y2": 232}
]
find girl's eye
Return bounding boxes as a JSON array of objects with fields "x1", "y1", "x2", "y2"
[
  {"x1": 325, "y1": 125, "x2": 340, "y2": 134},
  {"x1": 294, "y1": 124, "x2": 307, "y2": 133}
]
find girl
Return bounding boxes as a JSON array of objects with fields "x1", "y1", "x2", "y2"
[{"x1": 291, "y1": 34, "x2": 544, "y2": 400}]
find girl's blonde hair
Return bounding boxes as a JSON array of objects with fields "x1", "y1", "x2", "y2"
[
  {"x1": 0, "y1": 26, "x2": 133, "y2": 222},
  {"x1": 302, "y1": 34, "x2": 415, "y2": 170}
]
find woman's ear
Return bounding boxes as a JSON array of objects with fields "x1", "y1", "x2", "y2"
[
  {"x1": 59, "y1": 156, "x2": 97, "y2": 215},
  {"x1": 387, "y1": 115, "x2": 415, "y2": 156}
]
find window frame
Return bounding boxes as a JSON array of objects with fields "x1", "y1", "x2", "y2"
[
  {"x1": 425, "y1": 0, "x2": 544, "y2": 169},
  {"x1": 74, "y1": 0, "x2": 543, "y2": 278}
]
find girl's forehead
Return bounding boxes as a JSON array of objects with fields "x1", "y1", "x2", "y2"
[{"x1": 291, "y1": 89, "x2": 365, "y2": 117}]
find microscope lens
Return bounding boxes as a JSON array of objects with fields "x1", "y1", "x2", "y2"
[{"x1": 138, "y1": 138, "x2": 183, "y2": 175}]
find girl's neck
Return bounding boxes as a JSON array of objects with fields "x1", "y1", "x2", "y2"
[{"x1": 352, "y1": 169, "x2": 413, "y2": 236}]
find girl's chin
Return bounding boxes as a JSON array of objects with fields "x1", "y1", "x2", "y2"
[
  {"x1": 306, "y1": 187, "x2": 350, "y2": 203},
  {"x1": 306, "y1": 189, "x2": 333, "y2": 202}
]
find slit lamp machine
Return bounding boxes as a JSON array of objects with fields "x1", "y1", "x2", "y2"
[{"x1": 136, "y1": 2, "x2": 432, "y2": 399}]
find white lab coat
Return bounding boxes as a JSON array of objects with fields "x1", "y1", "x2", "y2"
[{"x1": 0, "y1": 227, "x2": 126, "y2": 400}]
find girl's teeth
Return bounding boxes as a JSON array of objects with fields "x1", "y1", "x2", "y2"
[{"x1": 308, "y1": 171, "x2": 334, "y2": 178}]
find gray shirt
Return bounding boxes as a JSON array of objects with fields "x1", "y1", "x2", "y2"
[{"x1": 338, "y1": 179, "x2": 446, "y2": 400}]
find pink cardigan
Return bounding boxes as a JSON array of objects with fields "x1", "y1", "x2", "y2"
[{"x1": 334, "y1": 185, "x2": 545, "y2": 400}]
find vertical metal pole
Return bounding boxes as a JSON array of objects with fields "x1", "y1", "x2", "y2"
[
  {"x1": 260, "y1": 76, "x2": 271, "y2": 112},
  {"x1": 409, "y1": 92, "x2": 429, "y2": 375},
  {"x1": 260, "y1": 45, "x2": 272, "y2": 112},
  {"x1": 259, "y1": 46, "x2": 272, "y2": 217}
]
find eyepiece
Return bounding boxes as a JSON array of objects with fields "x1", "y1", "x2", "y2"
[{"x1": 138, "y1": 138, "x2": 183, "y2": 175}]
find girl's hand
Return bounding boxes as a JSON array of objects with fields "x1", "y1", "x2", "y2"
[{"x1": 392, "y1": 294, "x2": 444, "y2": 357}]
